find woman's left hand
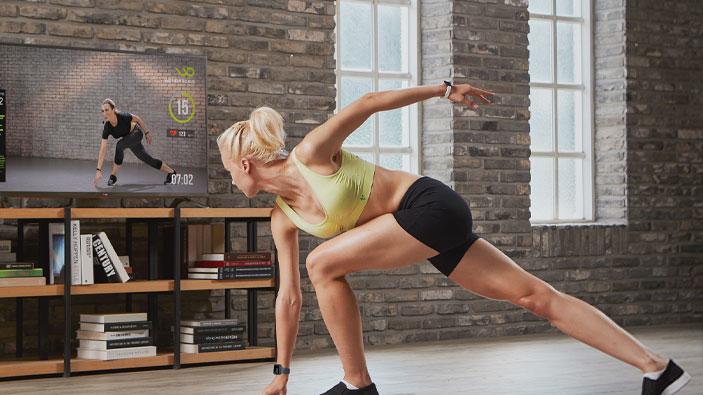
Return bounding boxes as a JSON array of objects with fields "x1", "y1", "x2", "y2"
[
  {"x1": 448, "y1": 84, "x2": 495, "y2": 110},
  {"x1": 145, "y1": 132, "x2": 153, "y2": 145}
]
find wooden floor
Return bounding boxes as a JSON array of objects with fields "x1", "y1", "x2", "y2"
[{"x1": 2, "y1": 324, "x2": 700, "y2": 394}]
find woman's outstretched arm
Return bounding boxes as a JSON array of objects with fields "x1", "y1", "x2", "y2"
[{"x1": 301, "y1": 82, "x2": 494, "y2": 160}]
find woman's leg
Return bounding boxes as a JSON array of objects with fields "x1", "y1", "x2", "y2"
[
  {"x1": 448, "y1": 238, "x2": 669, "y2": 373},
  {"x1": 306, "y1": 214, "x2": 441, "y2": 388}
]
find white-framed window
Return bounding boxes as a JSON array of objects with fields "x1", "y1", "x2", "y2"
[
  {"x1": 335, "y1": 0, "x2": 419, "y2": 174},
  {"x1": 528, "y1": 0, "x2": 594, "y2": 223}
]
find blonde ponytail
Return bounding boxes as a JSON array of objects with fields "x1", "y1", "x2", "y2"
[{"x1": 217, "y1": 106, "x2": 287, "y2": 165}]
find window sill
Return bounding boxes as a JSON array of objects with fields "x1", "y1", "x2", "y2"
[{"x1": 530, "y1": 220, "x2": 627, "y2": 230}]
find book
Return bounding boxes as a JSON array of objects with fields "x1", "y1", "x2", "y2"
[
  {"x1": 118, "y1": 256, "x2": 130, "y2": 267},
  {"x1": 180, "y1": 341, "x2": 244, "y2": 354},
  {"x1": 92, "y1": 232, "x2": 129, "y2": 283},
  {"x1": 188, "y1": 272, "x2": 273, "y2": 280},
  {"x1": 80, "y1": 321, "x2": 152, "y2": 332},
  {"x1": 0, "y1": 262, "x2": 34, "y2": 270},
  {"x1": 81, "y1": 313, "x2": 148, "y2": 323},
  {"x1": 0, "y1": 277, "x2": 46, "y2": 287},
  {"x1": 180, "y1": 332, "x2": 243, "y2": 344},
  {"x1": 0, "y1": 240, "x2": 10, "y2": 252},
  {"x1": 76, "y1": 329, "x2": 149, "y2": 341},
  {"x1": 79, "y1": 337, "x2": 152, "y2": 350},
  {"x1": 70, "y1": 220, "x2": 81, "y2": 286},
  {"x1": 179, "y1": 325, "x2": 244, "y2": 335},
  {"x1": 77, "y1": 345, "x2": 156, "y2": 360},
  {"x1": 194, "y1": 260, "x2": 272, "y2": 268},
  {"x1": 48, "y1": 221, "x2": 81, "y2": 285},
  {"x1": 224, "y1": 252, "x2": 272, "y2": 261},
  {"x1": 189, "y1": 267, "x2": 273, "y2": 274},
  {"x1": 0, "y1": 268, "x2": 43, "y2": 278},
  {"x1": 181, "y1": 319, "x2": 240, "y2": 327},
  {"x1": 80, "y1": 234, "x2": 94, "y2": 285}
]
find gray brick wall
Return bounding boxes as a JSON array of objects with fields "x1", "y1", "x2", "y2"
[
  {"x1": 0, "y1": 45, "x2": 207, "y2": 168},
  {"x1": 0, "y1": 0, "x2": 701, "y2": 359}
]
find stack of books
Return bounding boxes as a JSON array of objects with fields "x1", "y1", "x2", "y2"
[
  {"x1": 76, "y1": 313, "x2": 155, "y2": 360},
  {"x1": 0, "y1": 239, "x2": 45, "y2": 287},
  {"x1": 180, "y1": 318, "x2": 245, "y2": 354},
  {"x1": 188, "y1": 251, "x2": 274, "y2": 280}
]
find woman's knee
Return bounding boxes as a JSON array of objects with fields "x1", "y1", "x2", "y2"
[
  {"x1": 305, "y1": 249, "x2": 340, "y2": 285},
  {"x1": 512, "y1": 283, "x2": 561, "y2": 319}
]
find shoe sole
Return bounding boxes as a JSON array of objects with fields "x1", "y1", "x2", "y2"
[{"x1": 662, "y1": 371, "x2": 691, "y2": 395}]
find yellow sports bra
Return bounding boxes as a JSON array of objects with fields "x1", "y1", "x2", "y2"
[{"x1": 275, "y1": 147, "x2": 376, "y2": 239}]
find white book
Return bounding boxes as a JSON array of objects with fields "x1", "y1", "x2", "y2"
[
  {"x1": 79, "y1": 321, "x2": 151, "y2": 332},
  {"x1": 76, "y1": 329, "x2": 149, "y2": 341},
  {"x1": 92, "y1": 232, "x2": 129, "y2": 283},
  {"x1": 188, "y1": 273, "x2": 220, "y2": 279},
  {"x1": 200, "y1": 253, "x2": 224, "y2": 261},
  {"x1": 81, "y1": 313, "x2": 148, "y2": 323},
  {"x1": 70, "y1": 221, "x2": 81, "y2": 286},
  {"x1": 180, "y1": 332, "x2": 243, "y2": 344},
  {"x1": 118, "y1": 256, "x2": 130, "y2": 267},
  {"x1": 181, "y1": 318, "x2": 240, "y2": 327},
  {"x1": 80, "y1": 234, "x2": 94, "y2": 285},
  {"x1": 77, "y1": 345, "x2": 156, "y2": 360},
  {"x1": 79, "y1": 338, "x2": 152, "y2": 350}
]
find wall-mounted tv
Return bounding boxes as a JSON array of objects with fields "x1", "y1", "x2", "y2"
[{"x1": 0, "y1": 44, "x2": 207, "y2": 197}]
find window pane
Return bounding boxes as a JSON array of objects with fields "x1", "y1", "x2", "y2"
[
  {"x1": 528, "y1": 0, "x2": 552, "y2": 15},
  {"x1": 557, "y1": 89, "x2": 582, "y2": 152},
  {"x1": 530, "y1": 157, "x2": 555, "y2": 221},
  {"x1": 341, "y1": 76, "x2": 373, "y2": 146},
  {"x1": 340, "y1": 2, "x2": 372, "y2": 70},
  {"x1": 557, "y1": 0, "x2": 581, "y2": 17},
  {"x1": 379, "y1": 79, "x2": 409, "y2": 147},
  {"x1": 558, "y1": 158, "x2": 584, "y2": 219},
  {"x1": 529, "y1": 88, "x2": 554, "y2": 152},
  {"x1": 528, "y1": 20, "x2": 553, "y2": 83},
  {"x1": 556, "y1": 22, "x2": 581, "y2": 84},
  {"x1": 380, "y1": 154, "x2": 409, "y2": 171},
  {"x1": 378, "y1": 5, "x2": 408, "y2": 73}
]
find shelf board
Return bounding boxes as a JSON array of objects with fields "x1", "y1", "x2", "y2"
[
  {"x1": 71, "y1": 280, "x2": 173, "y2": 295},
  {"x1": 0, "y1": 347, "x2": 275, "y2": 377},
  {"x1": 181, "y1": 279, "x2": 275, "y2": 291},
  {"x1": 71, "y1": 208, "x2": 174, "y2": 219},
  {"x1": 179, "y1": 346, "x2": 275, "y2": 364},
  {"x1": 0, "y1": 279, "x2": 275, "y2": 298},
  {"x1": 180, "y1": 207, "x2": 272, "y2": 218},
  {"x1": 0, "y1": 208, "x2": 64, "y2": 219}
]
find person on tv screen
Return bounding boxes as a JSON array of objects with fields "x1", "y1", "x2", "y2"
[{"x1": 94, "y1": 98, "x2": 177, "y2": 187}]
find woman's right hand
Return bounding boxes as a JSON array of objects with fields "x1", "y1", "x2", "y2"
[
  {"x1": 260, "y1": 376, "x2": 288, "y2": 395},
  {"x1": 94, "y1": 170, "x2": 102, "y2": 186}
]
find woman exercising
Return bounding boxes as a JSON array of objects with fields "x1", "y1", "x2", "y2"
[
  {"x1": 216, "y1": 83, "x2": 690, "y2": 395},
  {"x1": 94, "y1": 99, "x2": 177, "y2": 187}
]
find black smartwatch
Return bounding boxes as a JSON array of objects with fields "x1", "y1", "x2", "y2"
[{"x1": 273, "y1": 364, "x2": 290, "y2": 375}]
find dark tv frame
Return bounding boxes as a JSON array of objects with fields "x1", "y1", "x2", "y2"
[{"x1": 0, "y1": 43, "x2": 209, "y2": 199}]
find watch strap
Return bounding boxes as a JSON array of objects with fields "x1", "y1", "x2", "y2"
[{"x1": 442, "y1": 80, "x2": 452, "y2": 99}]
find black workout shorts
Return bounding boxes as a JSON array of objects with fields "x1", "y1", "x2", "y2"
[{"x1": 392, "y1": 176, "x2": 481, "y2": 276}]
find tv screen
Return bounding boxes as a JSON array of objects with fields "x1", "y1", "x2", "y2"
[{"x1": 0, "y1": 44, "x2": 207, "y2": 197}]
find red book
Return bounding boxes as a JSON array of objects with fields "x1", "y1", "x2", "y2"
[{"x1": 194, "y1": 260, "x2": 272, "y2": 268}]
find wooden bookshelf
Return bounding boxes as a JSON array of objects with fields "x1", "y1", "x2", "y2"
[
  {"x1": 180, "y1": 207, "x2": 272, "y2": 218},
  {"x1": 0, "y1": 347, "x2": 276, "y2": 378},
  {"x1": 0, "y1": 207, "x2": 278, "y2": 379},
  {"x1": 0, "y1": 208, "x2": 63, "y2": 219},
  {"x1": 181, "y1": 279, "x2": 274, "y2": 291},
  {"x1": 0, "y1": 279, "x2": 275, "y2": 298},
  {"x1": 179, "y1": 346, "x2": 275, "y2": 364},
  {"x1": 71, "y1": 208, "x2": 174, "y2": 219}
]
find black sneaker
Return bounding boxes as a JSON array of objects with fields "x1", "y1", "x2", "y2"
[
  {"x1": 164, "y1": 170, "x2": 176, "y2": 185},
  {"x1": 107, "y1": 174, "x2": 117, "y2": 186},
  {"x1": 320, "y1": 382, "x2": 379, "y2": 395},
  {"x1": 642, "y1": 359, "x2": 691, "y2": 395}
]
